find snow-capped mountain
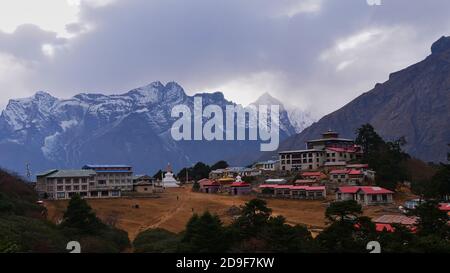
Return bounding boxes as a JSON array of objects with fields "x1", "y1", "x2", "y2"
[
  {"x1": 286, "y1": 107, "x2": 315, "y2": 134},
  {"x1": 0, "y1": 82, "x2": 309, "y2": 175},
  {"x1": 251, "y1": 92, "x2": 315, "y2": 134}
]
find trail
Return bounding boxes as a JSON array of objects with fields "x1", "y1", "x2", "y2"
[{"x1": 137, "y1": 194, "x2": 189, "y2": 233}]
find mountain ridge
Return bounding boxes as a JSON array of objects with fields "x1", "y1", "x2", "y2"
[
  {"x1": 275, "y1": 36, "x2": 450, "y2": 163},
  {"x1": 0, "y1": 82, "x2": 313, "y2": 175}
]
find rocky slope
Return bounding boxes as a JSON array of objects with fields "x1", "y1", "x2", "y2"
[{"x1": 278, "y1": 36, "x2": 450, "y2": 163}]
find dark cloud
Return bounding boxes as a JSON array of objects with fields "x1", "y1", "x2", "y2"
[
  {"x1": 1, "y1": 0, "x2": 450, "y2": 116},
  {"x1": 0, "y1": 24, "x2": 65, "y2": 61}
]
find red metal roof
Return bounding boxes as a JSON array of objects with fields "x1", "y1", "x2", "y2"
[
  {"x1": 373, "y1": 215, "x2": 417, "y2": 225},
  {"x1": 376, "y1": 223, "x2": 395, "y2": 232},
  {"x1": 336, "y1": 186, "x2": 360, "y2": 193},
  {"x1": 326, "y1": 147, "x2": 359, "y2": 153},
  {"x1": 348, "y1": 169, "x2": 363, "y2": 175},
  {"x1": 289, "y1": 186, "x2": 309, "y2": 190},
  {"x1": 259, "y1": 185, "x2": 325, "y2": 191},
  {"x1": 336, "y1": 186, "x2": 393, "y2": 194},
  {"x1": 231, "y1": 182, "x2": 251, "y2": 187},
  {"x1": 201, "y1": 181, "x2": 220, "y2": 187},
  {"x1": 330, "y1": 169, "x2": 349, "y2": 175},
  {"x1": 357, "y1": 186, "x2": 393, "y2": 194},
  {"x1": 439, "y1": 203, "x2": 450, "y2": 211}
]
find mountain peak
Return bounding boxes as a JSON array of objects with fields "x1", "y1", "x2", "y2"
[
  {"x1": 253, "y1": 92, "x2": 283, "y2": 106},
  {"x1": 431, "y1": 36, "x2": 450, "y2": 55},
  {"x1": 163, "y1": 81, "x2": 186, "y2": 100},
  {"x1": 34, "y1": 91, "x2": 53, "y2": 97},
  {"x1": 146, "y1": 81, "x2": 164, "y2": 89}
]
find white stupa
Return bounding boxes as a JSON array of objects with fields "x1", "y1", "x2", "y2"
[{"x1": 162, "y1": 163, "x2": 180, "y2": 188}]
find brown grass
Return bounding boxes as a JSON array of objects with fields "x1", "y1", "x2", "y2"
[{"x1": 45, "y1": 187, "x2": 410, "y2": 241}]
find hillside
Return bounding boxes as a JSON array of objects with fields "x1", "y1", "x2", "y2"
[{"x1": 278, "y1": 36, "x2": 450, "y2": 163}]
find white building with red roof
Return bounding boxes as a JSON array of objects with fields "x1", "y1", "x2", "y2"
[
  {"x1": 335, "y1": 186, "x2": 394, "y2": 205},
  {"x1": 279, "y1": 130, "x2": 362, "y2": 172},
  {"x1": 372, "y1": 215, "x2": 418, "y2": 233},
  {"x1": 229, "y1": 176, "x2": 252, "y2": 195},
  {"x1": 329, "y1": 169, "x2": 367, "y2": 185},
  {"x1": 198, "y1": 179, "x2": 221, "y2": 194},
  {"x1": 259, "y1": 184, "x2": 326, "y2": 200}
]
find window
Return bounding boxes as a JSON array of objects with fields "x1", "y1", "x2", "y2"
[
  {"x1": 111, "y1": 191, "x2": 120, "y2": 197},
  {"x1": 65, "y1": 186, "x2": 71, "y2": 191},
  {"x1": 371, "y1": 195, "x2": 377, "y2": 202},
  {"x1": 82, "y1": 185, "x2": 87, "y2": 190},
  {"x1": 57, "y1": 192, "x2": 65, "y2": 199},
  {"x1": 337, "y1": 193, "x2": 342, "y2": 200},
  {"x1": 382, "y1": 194, "x2": 388, "y2": 201},
  {"x1": 57, "y1": 186, "x2": 63, "y2": 191},
  {"x1": 57, "y1": 179, "x2": 63, "y2": 185}
]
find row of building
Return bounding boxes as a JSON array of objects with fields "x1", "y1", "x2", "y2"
[
  {"x1": 198, "y1": 176, "x2": 253, "y2": 196},
  {"x1": 251, "y1": 130, "x2": 365, "y2": 173},
  {"x1": 36, "y1": 164, "x2": 178, "y2": 200}
]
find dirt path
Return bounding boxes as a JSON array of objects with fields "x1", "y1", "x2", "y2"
[
  {"x1": 139, "y1": 193, "x2": 188, "y2": 232},
  {"x1": 44, "y1": 187, "x2": 405, "y2": 242}
]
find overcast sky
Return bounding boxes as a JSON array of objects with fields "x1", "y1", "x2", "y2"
[{"x1": 0, "y1": 0, "x2": 449, "y2": 117}]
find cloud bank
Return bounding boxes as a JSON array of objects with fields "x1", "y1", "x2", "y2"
[{"x1": 0, "y1": 0, "x2": 450, "y2": 117}]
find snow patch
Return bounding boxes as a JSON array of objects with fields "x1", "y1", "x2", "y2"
[
  {"x1": 41, "y1": 132, "x2": 61, "y2": 160},
  {"x1": 60, "y1": 120, "x2": 79, "y2": 131}
]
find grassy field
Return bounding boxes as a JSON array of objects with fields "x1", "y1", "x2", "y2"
[{"x1": 45, "y1": 186, "x2": 407, "y2": 240}]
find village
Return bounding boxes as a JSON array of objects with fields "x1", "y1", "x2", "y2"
[{"x1": 36, "y1": 130, "x2": 450, "y2": 238}]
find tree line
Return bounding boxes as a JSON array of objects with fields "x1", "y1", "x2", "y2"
[
  {"x1": 133, "y1": 198, "x2": 450, "y2": 253},
  {"x1": 355, "y1": 124, "x2": 449, "y2": 200}
]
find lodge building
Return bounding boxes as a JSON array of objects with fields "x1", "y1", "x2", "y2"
[
  {"x1": 36, "y1": 164, "x2": 134, "y2": 200},
  {"x1": 279, "y1": 130, "x2": 362, "y2": 171}
]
